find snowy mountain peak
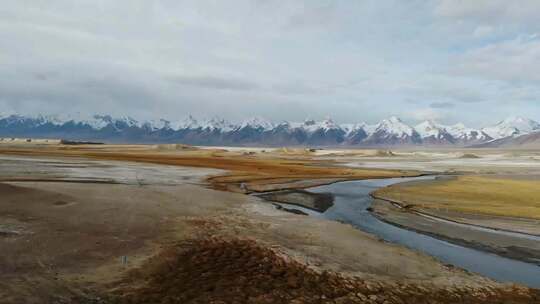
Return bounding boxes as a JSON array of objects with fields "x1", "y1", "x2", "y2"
[
  {"x1": 239, "y1": 117, "x2": 274, "y2": 130},
  {"x1": 75, "y1": 115, "x2": 108, "y2": 130},
  {"x1": 341, "y1": 122, "x2": 367, "y2": 134},
  {"x1": 502, "y1": 116, "x2": 540, "y2": 130},
  {"x1": 320, "y1": 118, "x2": 339, "y2": 130},
  {"x1": 117, "y1": 116, "x2": 139, "y2": 127},
  {"x1": 502, "y1": 115, "x2": 535, "y2": 124},
  {"x1": 35, "y1": 114, "x2": 67, "y2": 126},
  {"x1": 1, "y1": 112, "x2": 538, "y2": 146},
  {"x1": 173, "y1": 115, "x2": 199, "y2": 130},
  {"x1": 298, "y1": 118, "x2": 340, "y2": 133},
  {"x1": 303, "y1": 119, "x2": 316, "y2": 126},
  {"x1": 444, "y1": 123, "x2": 489, "y2": 142},
  {"x1": 482, "y1": 116, "x2": 540, "y2": 139},
  {"x1": 388, "y1": 116, "x2": 402, "y2": 123},
  {"x1": 143, "y1": 118, "x2": 171, "y2": 131},
  {"x1": 416, "y1": 120, "x2": 440, "y2": 129},
  {"x1": 200, "y1": 117, "x2": 233, "y2": 131},
  {"x1": 414, "y1": 120, "x2": 446, "y2": 139},
  {"x1": 376, "y1": 116, "x2": 415, "y2": 137}
]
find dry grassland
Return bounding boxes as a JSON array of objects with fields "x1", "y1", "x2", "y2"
[
  {"x1": 0, "y1": 144, "x2": 418, "y2": 192},
  {"x1": 374, "y1": 176, "x2": 540, "y2": 220}
]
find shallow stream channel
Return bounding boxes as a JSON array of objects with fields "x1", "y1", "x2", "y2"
[{"x1": 264, "y1": 176, "x2": 540, "y2": 288}]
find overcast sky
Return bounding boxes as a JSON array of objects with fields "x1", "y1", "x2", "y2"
[{"x1": 1, "y1": 1, "x2": 539, "y2": 126}]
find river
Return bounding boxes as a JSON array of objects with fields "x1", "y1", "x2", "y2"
[{"x1": 275, "y1": 177, "x2": 540, "y2": 288}]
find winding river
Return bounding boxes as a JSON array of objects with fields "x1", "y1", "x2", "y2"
[{"x1": 275, "y1": 177, "x2": 540, "y2": 288}]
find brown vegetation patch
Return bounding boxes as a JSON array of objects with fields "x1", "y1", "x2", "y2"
[
  {"x1": 459, "y1": 153, "x2": 481, "y2": 159},
  {"x1": 0, "y1": 145, "x2": 419, "y2": 192},
  {"x1": 0, "y1": 230, "x2": 19, "y2": 238},
  {"x1": 106, "y1": 238, "x2": 539, "y2": 304}
]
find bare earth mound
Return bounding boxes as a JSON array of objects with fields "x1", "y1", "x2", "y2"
[{"x1": 107, "y1": 238, "x2": 539, "y2": 304}]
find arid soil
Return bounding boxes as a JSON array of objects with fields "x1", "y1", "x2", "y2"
[
  {"x1": 104, "y1": 238, "x2": 539, "y2": 304},
  {"x1": 5, "y1": 177, "x2": 522, "y2": 303},
  {"x1": 1, "y1": 145, "x2": 540, "y2": 303}
]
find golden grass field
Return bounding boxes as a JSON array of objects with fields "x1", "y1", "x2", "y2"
[{"x1": 374, "y1": 175, "x2": 540, "y2": 220}]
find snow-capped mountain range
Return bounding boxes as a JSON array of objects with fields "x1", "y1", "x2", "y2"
[
  {"x1": 1, "y1": 113, "x2": 539, "y2": 147},
  {"x1": 481, "y1": 116, "x2": 540, "y2": 140}
]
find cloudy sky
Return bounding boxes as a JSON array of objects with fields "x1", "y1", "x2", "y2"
[{"x1": 1, "y1": 0, "x2": 539, "y2": 126}]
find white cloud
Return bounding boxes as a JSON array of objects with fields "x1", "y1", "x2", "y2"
[
  {"x1": 473, "y1": 25, "x2": 494, "y2": 38},
  {"x1": 0, "y1": 1, "x2": 539, "y2": 125},
  {"x1": 448, "y1": 35, "x2": 540, "y2": 84},
  {"x1": 406, "y1": 108, "x2": 444, "y2": 122},
  {"x1": 435, "y1": 0, "x2": 540, "y2": 25}
]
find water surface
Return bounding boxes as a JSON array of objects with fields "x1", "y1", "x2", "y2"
[{"x1": 277, "y1": 177, "x2": 540, "y2": 288}]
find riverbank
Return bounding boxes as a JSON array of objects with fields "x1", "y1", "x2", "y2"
[
  {"x1": 370, "y1": 198, "x2": 540, "y2": 266},
  {"x1": 372, "y1": 175, "x2": 540, "y2": 222},
  {"x1": 256, "y1": 189, "x2": 334, "y2": 212},
  {"x1": 370, "y1": 176, "x2": 540, "y2": 266},
  {"x1": 260, "y1": 177, "x2": 540, "y2": 288}
]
